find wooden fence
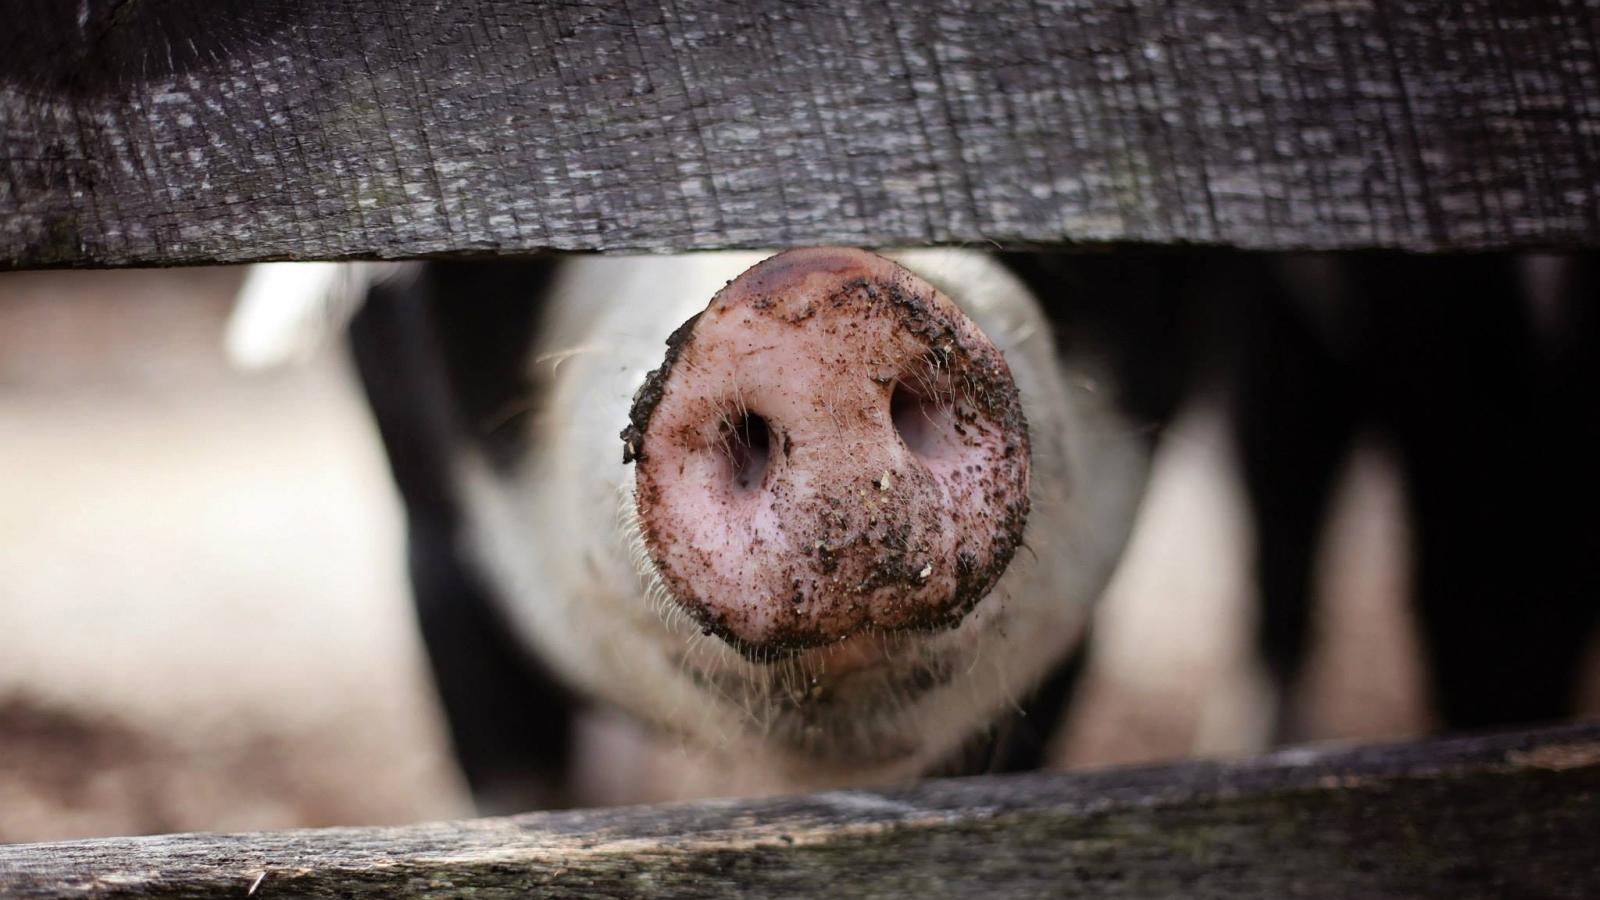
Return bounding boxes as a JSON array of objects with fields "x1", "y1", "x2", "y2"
[
  {"x1": 3, "y1": 3, "x2": 1597, "y2": 897},
  {"x1": 2, "y1": 723, "x2": 1597, "y2": 898},
  {"x1": 3, "y1": 0, "x2": 1599, "y2": 268}
]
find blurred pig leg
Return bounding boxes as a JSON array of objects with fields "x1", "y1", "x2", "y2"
[
  {"x1": 1230, "y1": 258, "x2": 1361, "y2": 743},
  {"x1": 1379, "y1": 255, "x2": 1600, "y2": 729}
]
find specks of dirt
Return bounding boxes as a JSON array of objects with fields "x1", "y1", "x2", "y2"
[
  {"x1": 632, "y1": 248, "x2": 1031, "y2": 659},
  {"x1": 621, "y1": 312, "x2": 700, "y2": 464}
]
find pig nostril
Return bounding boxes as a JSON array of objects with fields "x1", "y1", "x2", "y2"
[
  {"x1": 890, "y1": 382, "x2": 950, "y2": 460},
  {"x1": 726, "y1": 411, "x2": 772, "y2": 492}
]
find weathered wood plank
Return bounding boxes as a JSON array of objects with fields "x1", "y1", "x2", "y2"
[
  {"x1": 1, "y1": 722, "x2": 1597, "y2": 898},
  {"x1": 2, "y1": 0, "x2": 1598, "y2": 268}
]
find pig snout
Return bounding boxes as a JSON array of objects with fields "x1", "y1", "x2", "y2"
[{"x1": 621, "y1": 247, "x2": 1031, "y2": 656}]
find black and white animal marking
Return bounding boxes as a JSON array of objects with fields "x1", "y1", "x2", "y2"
[{"x1": 235, "y1": 249, "x2": 1598, "y2": 812}]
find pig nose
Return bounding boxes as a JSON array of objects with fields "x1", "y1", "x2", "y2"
[{"x1": 622, "y1": 248, "x2": 1031, "y2": 657}]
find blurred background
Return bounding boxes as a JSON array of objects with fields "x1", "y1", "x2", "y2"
[{"x1": 1, "y1": 264, "x2": 1596, "y2": 843}]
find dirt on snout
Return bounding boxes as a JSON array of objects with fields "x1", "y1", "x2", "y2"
[{"x1": 625, "y1": 248, "x2": 1031, "y2": 657}]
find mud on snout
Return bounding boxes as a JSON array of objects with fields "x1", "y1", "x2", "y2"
[{"x1": 621, "y1": 248, "x2": 1032, "y2": 663}]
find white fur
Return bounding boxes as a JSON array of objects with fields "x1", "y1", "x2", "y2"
[
  {"x1": 225, "y1": 261, "x2": 411, "y2": 370},
  {"x1": 458, "y1": 250, "x2": 1150, "y2": 789}
]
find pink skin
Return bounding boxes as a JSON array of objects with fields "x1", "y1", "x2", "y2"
[{"x1": 624, "y1": 248, "x2": 1031, "y2": 658}]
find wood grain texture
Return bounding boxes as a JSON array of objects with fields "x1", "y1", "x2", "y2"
[
  {"x1": 1, "y1": 722, "x2": 1597, "y2": 898},
  {"x1": 2, "y1": 0, "x2": 1598, "y2": 269}
]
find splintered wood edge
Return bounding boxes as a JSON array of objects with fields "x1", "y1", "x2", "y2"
[{"x1": 1, "y1": 722, "x2": 1597, "y2": 898}]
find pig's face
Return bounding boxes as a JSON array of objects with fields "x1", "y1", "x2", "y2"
[{"x1": 459, "y1": 248, "x2": 1147, "y2": 784}]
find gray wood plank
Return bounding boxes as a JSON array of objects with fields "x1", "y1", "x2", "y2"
[
  {"x1": 3, "y1": 1, "x2": 1599, "y2": 269},
  {"x1": 2, "y1": 722, "x2": 1597, "y2": 898}
]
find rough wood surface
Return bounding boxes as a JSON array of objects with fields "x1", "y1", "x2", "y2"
[
  {"x1": 1, "y1": 722, "x2": 1597, "y2": 898},
  {"x1": 3, "y1": 0, "x2": 1599, "y2": 269}
]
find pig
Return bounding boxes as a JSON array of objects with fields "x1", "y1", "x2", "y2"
[
  {"x1": 1222, "y1": 252, "x2": 1600, "y2": 740},
  {"x1": 1009, "y1": 250, "x2": 1600, "y2": 745},
  {"x1": 237, "y1": 248, "x2": 1600, "y2": 813},
  {"x1": 234, "y1": 249, "x2": 1150, "y2": 811}
]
